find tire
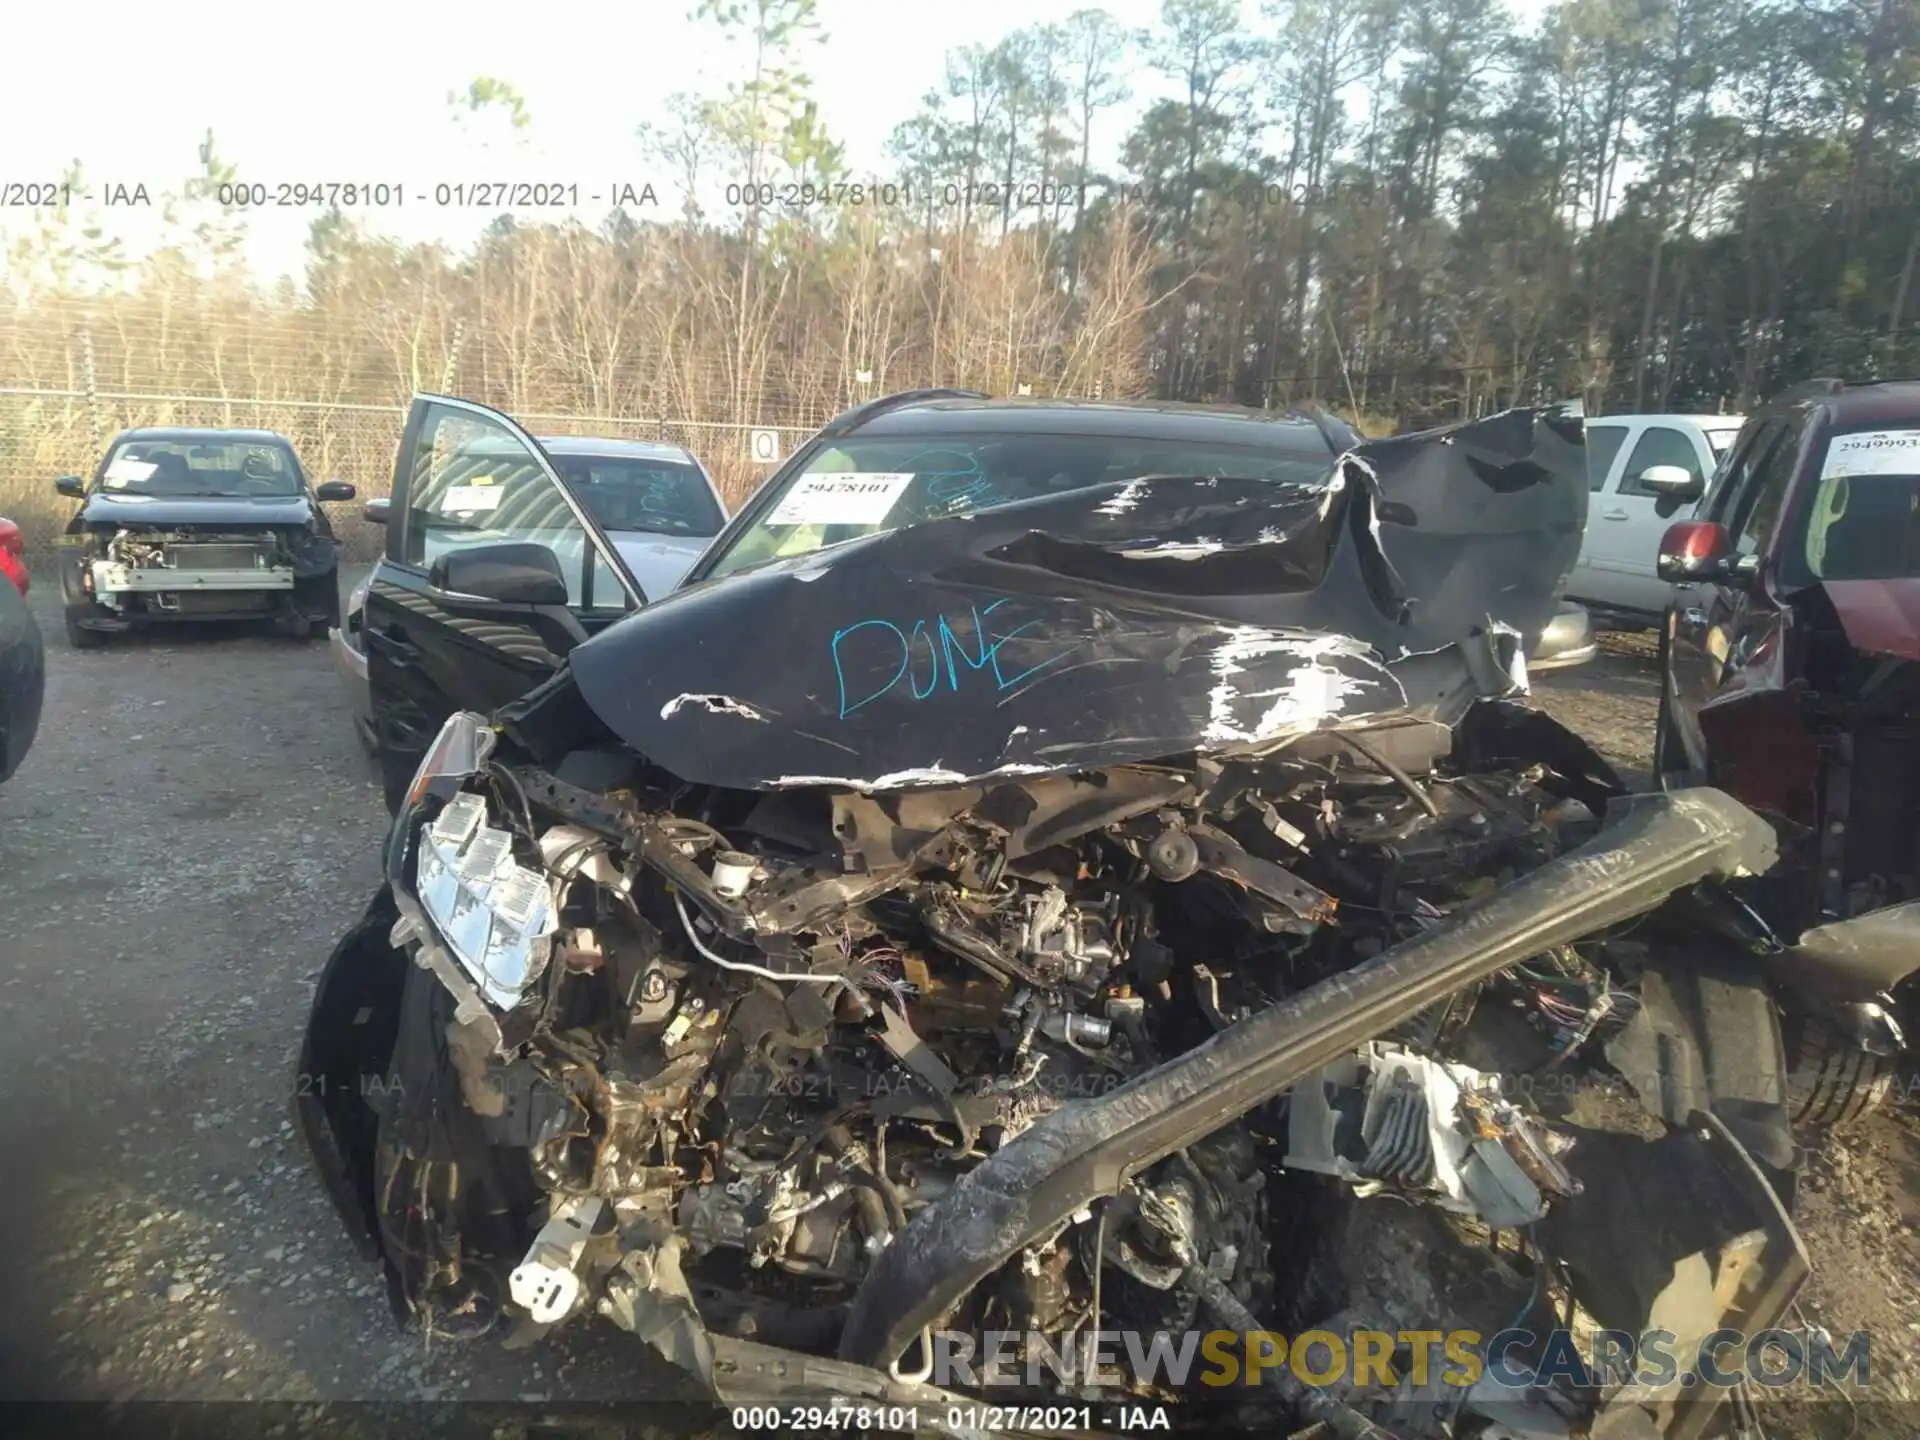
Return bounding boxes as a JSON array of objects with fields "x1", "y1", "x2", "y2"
[
  {"x1": 1784, "y1": 1012, "x2": 1896, "y2": 1131},
  {"x1": 64, "y1": 611, "x2": 108, "y2": 649}
]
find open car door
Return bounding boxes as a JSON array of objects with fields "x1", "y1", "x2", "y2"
[{"x1": 364, "y1": 394, "x2": 642, "y2": 811}]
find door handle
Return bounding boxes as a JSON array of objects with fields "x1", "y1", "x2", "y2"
[{"x1": 1602, "y1": 509, "x2": 1630, "y2": 521}]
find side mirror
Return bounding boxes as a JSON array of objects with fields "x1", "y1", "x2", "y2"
[
  {"x1": 426, "y1": 541, "x2": 586, "y2": 656},
  {"x1": 315, "y1": 480, "x2": 357, "y2": 502},
  {"x1": 1641, "y1": 464, "x2": 1703, "y2": 519},
  {"x1": 1657, "y1": 520, "x2": 1737, "y2": 584},
  {"x1": 54, "y1": 475, "x2": 85, "y2": 498},
  {"x1": 362, "y1": 497, "x2": 391, "y2": 525}
]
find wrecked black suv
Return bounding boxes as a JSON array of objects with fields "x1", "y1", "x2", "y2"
[
  {"x1": 300, "y1": 392, "x2": 1843, "y2": 1438},
  {"x1": 55, "y1": 426, "x2": 355, "y2": 647}
]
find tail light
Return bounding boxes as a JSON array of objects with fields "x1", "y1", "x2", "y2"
[{"x1": 0, "y1": 519, "x2": 27, "y2": 597}]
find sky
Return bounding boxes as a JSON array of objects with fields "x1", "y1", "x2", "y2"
[{"x1": 1, "y1": 0, "x2": 1548, "y2": 287}]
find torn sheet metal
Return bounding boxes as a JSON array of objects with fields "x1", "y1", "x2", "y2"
[{"x1": 567, "y1": 404, "x2": 1587, "y2": 792}]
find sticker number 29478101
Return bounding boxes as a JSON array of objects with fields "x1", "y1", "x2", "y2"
[{"x1": 767, "y1": 473, "x2": 916, "y2": 526}]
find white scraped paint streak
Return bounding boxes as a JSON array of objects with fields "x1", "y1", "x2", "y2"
[
  {"x1": 1116, "y1": 539, "x2": 1226, "y2": 560},
  {"x1": 1202, "y1": 627, "x2": 1371, "y2": 745},
  {"x1": 770, "y1": 766, "x2": 970, "y2": 791},
  {"x1": 1490, "y1": 621, "x2": 1531, "y2": 694},
  {"x1": 1338, "y1": 453, "x2": 1386, "y2": 549},
  {"x1": 660, "y1": 693, "x2": 768, "y2": 722},
  {"x1": 768, "y1": 759, "x2": 1056, "y2": 793},
  {"x1": 1096, "y1": 479, "x2": 1149, "y2": 516},
  {"x1": 1314, "y1": 466, "x2": 1347, "y2": 522}
]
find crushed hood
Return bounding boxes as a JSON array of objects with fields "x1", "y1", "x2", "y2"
[
  {"x1": 1818, "y1": 578, "x2": 1920, "y2": 663},
  {"x1": 566, "y1": 404, "x2": 1587, "y2": 791},
  {"x1": 78, "y1": 492, "x2": 318, "y2": 529}
]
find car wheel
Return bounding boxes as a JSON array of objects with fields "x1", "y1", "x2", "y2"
[
  {"x1": 64, "y1": 611, "x2": 108, "y2": 649},
  {"x1": 1783, "y1": 1012, "x2": 1896, "y2": 1132}
]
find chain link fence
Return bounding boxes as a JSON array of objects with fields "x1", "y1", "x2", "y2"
[{"x1": 0, "y1": 383, "x2": 822, "y2": 561}]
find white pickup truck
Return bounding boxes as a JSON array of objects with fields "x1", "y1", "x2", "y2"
[{"x1": 1566, "y1": 413, "x2": 1745, "y2": 621}]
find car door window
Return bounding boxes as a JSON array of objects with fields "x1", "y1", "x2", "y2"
[
  {"x1": 1703, "y1": 421, "x2": 1775, "y2": 525},
  {"x1": 1586, "y1": 424, "x2": 1629, "y2": 491},
  {"x1": 1726, "y1": 423, "x2": 1799, "y2": 558},
  {"x1": 399, "y1": 403, "x2": 633, "y2": 613},
  {"x1": 1618, "y1": 425, "x2": 1704, "y2": 498}
]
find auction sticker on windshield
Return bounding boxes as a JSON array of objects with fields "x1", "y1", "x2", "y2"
[
  {"x1": 1823, "y1": 429, "x2": 1920, "y2": 477},
  {"x1": 441, "y1": 484, "x2": 504, "y2": 512},
  {"x1": 767, "y1": 472, "x2": 914, "y2": 526},
  {"x1": 103, "y1": 457, "x2": 157, "y2": 487}
]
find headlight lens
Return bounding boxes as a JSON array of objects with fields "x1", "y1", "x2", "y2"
[
  {"x1": 395, "y1": 713, "x2": 556, "y2": 1013},
  {"x1": 405, "y1": 710, "x2": 495, "y2": 809},
  {"x1": 413, "y1": 789, "x2": 556, "y2": 1011}
]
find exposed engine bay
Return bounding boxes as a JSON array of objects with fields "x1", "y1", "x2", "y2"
[
  {"x1": 62, "y1": 519, "x2": 340, "y2": 632},
  {"x1": 307, "y1": 701, "x2": 1798, "y2": 1439},
  {"x1": 86, "y1": 527, "x2": 295, "y2": 617},
  {"x1": 298, "y1": 405, "x2": 1822, "y2": 1438}
]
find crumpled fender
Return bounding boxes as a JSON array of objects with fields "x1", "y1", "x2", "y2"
[
  {"x1": 1774, "y1": 897, "x2": 1920, "y2": 1003},
  {"x1": 291, "y1": 884, "x2": 406, "y2": 1261}
]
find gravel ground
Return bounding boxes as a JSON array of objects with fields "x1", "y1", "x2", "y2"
[{"x1": 0, "y1": 589, "x2": 1912, "y2": 1437}]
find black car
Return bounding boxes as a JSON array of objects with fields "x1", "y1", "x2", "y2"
[
  {"x1": 352, "y1": 391, "x2": 1591, "y2": 811},
  {"x1": 54, "y1": 427, "x2": 356, "y2": 647},
  {"x1": 294, "y1": 389, "x2": 1825, "y2": 1435}
]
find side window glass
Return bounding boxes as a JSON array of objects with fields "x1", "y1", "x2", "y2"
[
  {"x1": 400, "y1": 403, "x2": 628, "y2": 611},
  {"x1": 1618, "y1": 425, "x2": 1703, "y2": 497},
  {"x1": 1729, "y1": 425, "x2": 1799, "y2": 558},
  {"x1": 591, "y1": 549, "x2": 642, "y2": 609},
  {"x1": 1586, "y1": 424, "x2": 1629, "y2": 492},
  {"x1": 1704, "y1": 422, "x2": 1770, "y2": 523}
]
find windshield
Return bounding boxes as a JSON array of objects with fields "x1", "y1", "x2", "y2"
[
  {"x1": 548, "y1": 452, "x2": 723, "y2": 538},
  {"x1": 98, "y1": 438, "x2": 301, "y2": 498},
  {"x1": 1708, "y1": 429, "x2": 1741, "y2": 457},
  {"x1": 1793, "y1": 427, "x2": 1920, "y2": 583},
  {"x1": 704, "y1": 432, "x2": 1337, "y2": 580}
]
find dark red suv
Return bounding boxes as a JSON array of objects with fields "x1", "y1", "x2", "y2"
[
  {"x1": 0, "y1": 516, "x2": 44, "y2": 784},
  {"x1": 1653, "y1": 378, "x2": 1920, "y2": 1108}
]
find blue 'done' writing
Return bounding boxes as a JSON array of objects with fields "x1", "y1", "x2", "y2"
[
  {"x1": 832, "y1": 598, "x2": 1072, "y2": 719},
  {"x1": 924, "y1": 470, "x2": 1000, "y2": 512}
]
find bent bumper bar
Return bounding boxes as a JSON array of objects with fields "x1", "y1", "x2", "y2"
[{"x1": 91, "y1": 560, "x2": 293, "y2": 593}]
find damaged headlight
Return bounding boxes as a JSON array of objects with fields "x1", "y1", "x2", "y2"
[
  {"x1": 394, "y1": 711, "x2": 556, "y2": 1012},
  {"x1": 414, "y1": 790, "x2": 556, "y2": 1010},
  {"x1": 402, "y1": 709, "x2": 496, "y2": 811}
]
